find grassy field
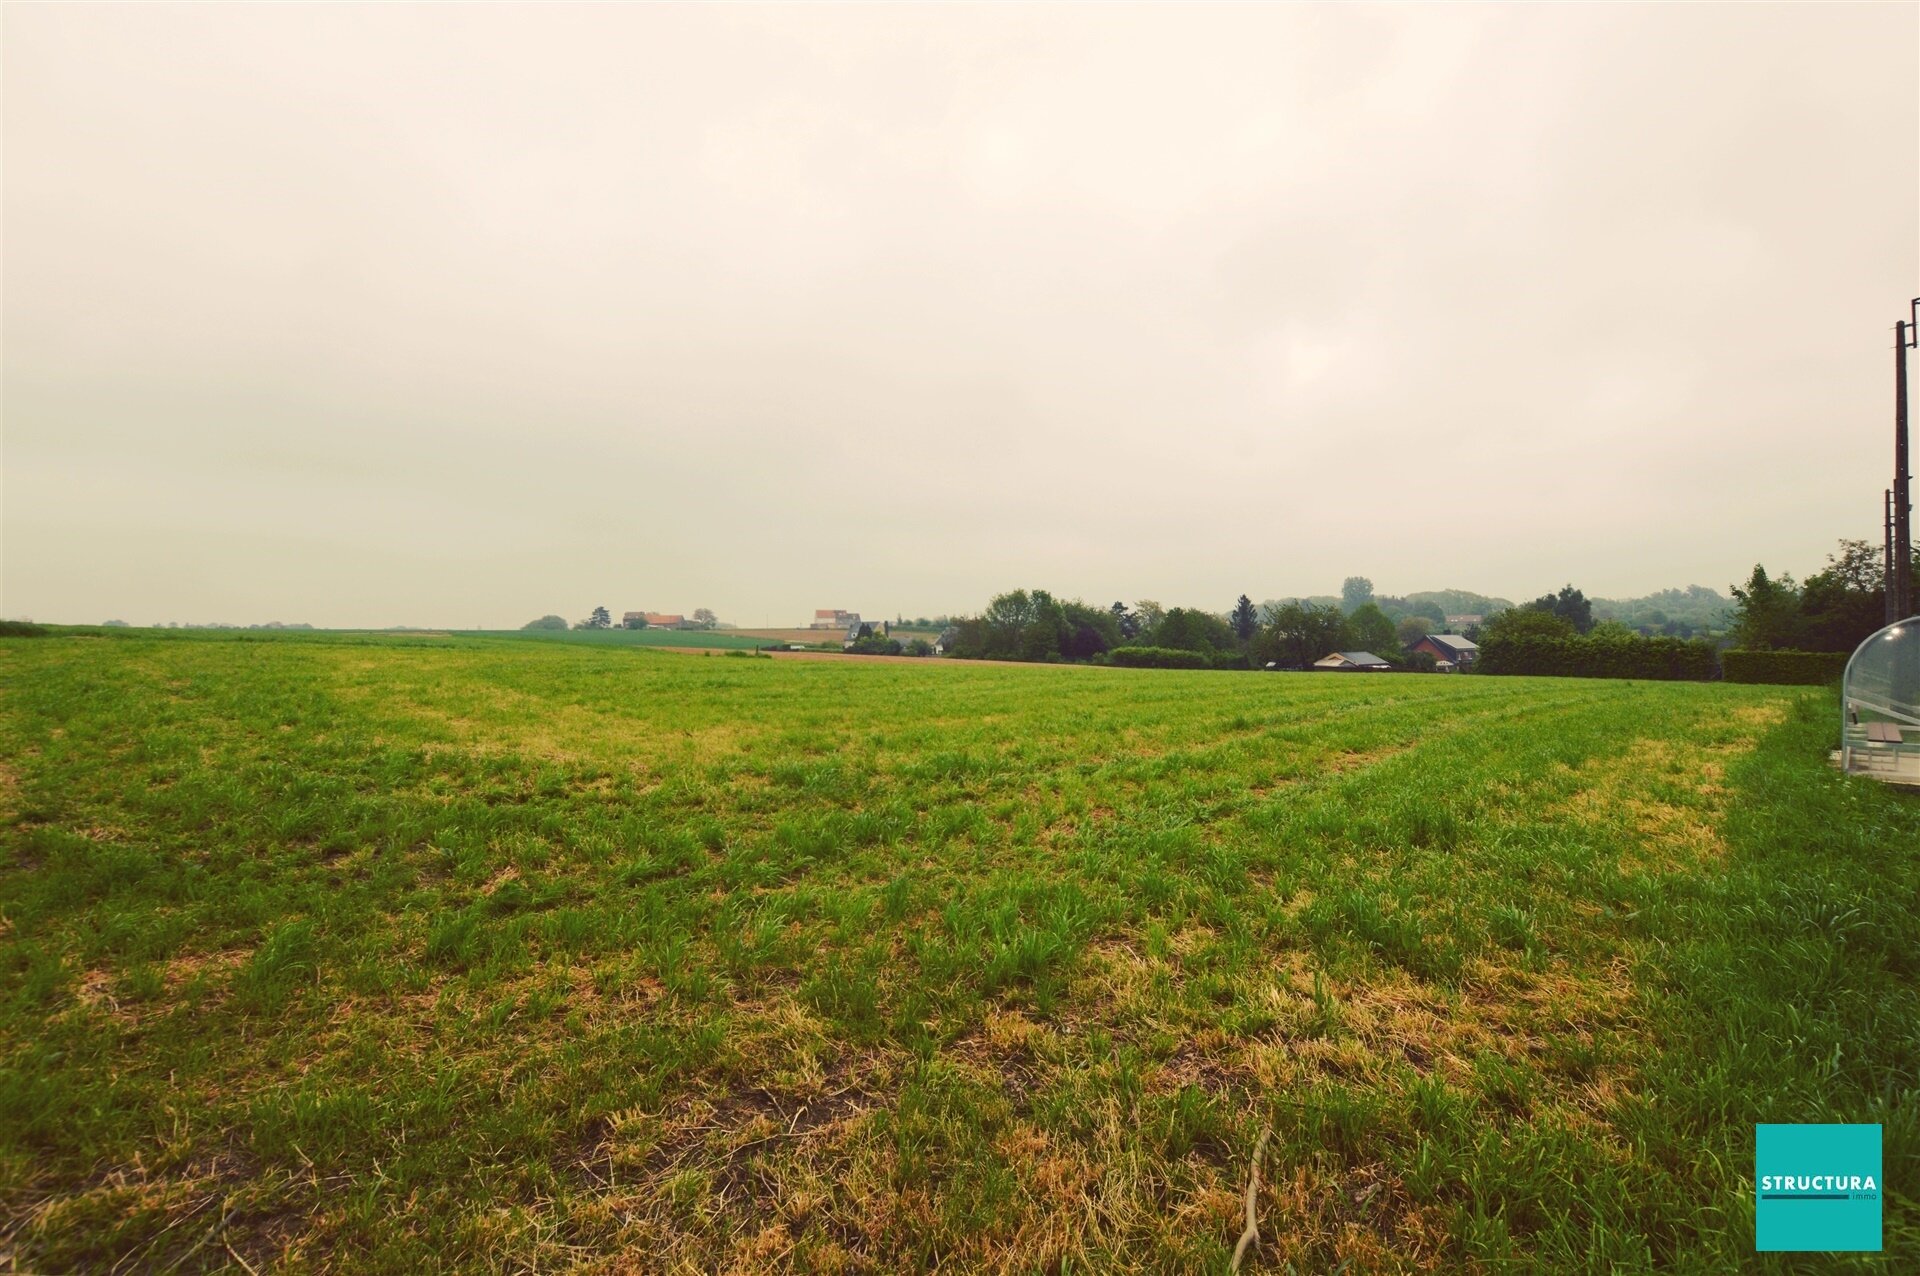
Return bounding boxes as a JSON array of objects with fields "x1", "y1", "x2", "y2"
[{"x1": 1, "y1": 632, "x2": 1914, "y2": 1272}]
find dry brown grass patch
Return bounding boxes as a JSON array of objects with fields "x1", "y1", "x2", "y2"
[
  {"x1": 1246, "y1": 743, "x2": 1411, "y2": 797},
  {"x1": 1553, "y1": 733, "x2": 1754, "y2": 869}
]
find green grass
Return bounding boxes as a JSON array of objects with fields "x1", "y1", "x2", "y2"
[{"x1": 0, "y1": 633, "x2": 1913, "y2": 1272}]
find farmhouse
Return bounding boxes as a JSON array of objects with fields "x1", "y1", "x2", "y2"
[
  {"x1": 843, "y1": 619, "x2": 889, "y2": 647},
  {"x1": 1409, "y1": 634, "x2": 1480, "y2": 671},
  {"x1": 640, "y1": 612, "x2": 691, "y2": 629},
  {"x1": 1314, "y1": 651, "x2": 1394, "y2": 671},
  {"x1": 812, "y1": 609, "x2": 861, "y2": 630}
]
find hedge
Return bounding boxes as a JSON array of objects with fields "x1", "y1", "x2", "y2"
[
  {"x1": 1721, "y1": 649, "x2": 1849, "y2": 685},
  {"x1": 1109, "y1": 646, "x2": 1212, "y2": 670},
  {"x1": 1477, "y1": 633, "x2": 1719, "y2": 680}
]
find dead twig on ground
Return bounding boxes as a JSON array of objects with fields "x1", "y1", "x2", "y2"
[{"x1": 1229, "y1": 1126, "x2": 1272, "y2": 1273}]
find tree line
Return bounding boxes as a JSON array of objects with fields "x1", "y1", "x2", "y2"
[
  {"x1": 1727, "y1": 539, "x2": 1916, "y2": 654},
  {"x1": 944, "y1": 541, "x2": 1909, "y2": 682},
  {"x1": 945, "y1": 580, "x2": 1459, "y2": 671},
  {"x1": 521, "y1": 606, "x2": 721, "y2": 632}
]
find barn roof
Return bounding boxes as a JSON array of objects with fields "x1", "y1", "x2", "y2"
[{"x1": 1316, "y1": 651, "x2": 1392, "y2": 667}]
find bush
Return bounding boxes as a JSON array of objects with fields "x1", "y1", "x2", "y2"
[
  {"x1": 847, "y1": 634, "x2": 903, "y2": 656},
  {"x1": 1721, "y1": 649, "x2": 1849, "y2": 685},
  {"x1": 1109, "y1": 646, "x2": 1211, "y2": 670},
  {"x1": 0, "y1": 621, "x2": 49, "y2": 638},
  {"x1": 905, "y1": 639, "x2": 933, "y2": 658},
  {"x1": 1477, "y1": 632, "x2": 1718, "y2": 680}
]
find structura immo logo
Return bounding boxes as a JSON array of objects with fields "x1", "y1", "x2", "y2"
[{"x1": 1755, "y1": 1124, "x2": 1882, "y2": 1252}]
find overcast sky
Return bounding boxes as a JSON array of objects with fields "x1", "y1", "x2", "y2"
[{"x1": 4, "y1": 4, "x2": 1916, "y2": 628}]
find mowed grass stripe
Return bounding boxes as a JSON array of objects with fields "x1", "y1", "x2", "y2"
[{"x1": 1, "y1": 632, "x2": 1911, "y2": 1273}]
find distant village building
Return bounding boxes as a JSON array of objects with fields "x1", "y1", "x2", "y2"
[
  {"x1": 629, "y1": 612, "x2": 691, "y2": 629},
  {"x1": 622, "y1": 611, "x2": 646, "y2": 629},
  {"x1": 843, "y1": 619, "x2": 889, "y2": 648},
  {"x1": 1445, "y1": 614, "x2": 1484, "y2": 628},
  {"x1": 1313, "y1": 651, "x2": 1394, "y2": 671},
  {"x1": 1409, "y1": 634, "x2": 1479, "y2": 672},
  {"x1": 812, "y1": 609, "x2": 861, "y2": 630}
]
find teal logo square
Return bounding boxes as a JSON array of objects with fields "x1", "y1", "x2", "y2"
[{"x1": 1756, "y1": 1123, "x2": 1881, "y2": 1252}]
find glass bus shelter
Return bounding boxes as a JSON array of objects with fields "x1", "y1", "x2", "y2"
[{"x1": 1841, "y1": 616, "x2": 1920, "y2": 787}]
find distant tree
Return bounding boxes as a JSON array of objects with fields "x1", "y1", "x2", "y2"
[
  {"x1": 1524, "y1": 585, "x2": 1594, "y2": 634},
  {"x1": 1257, "y1": 601, "x2": 1352, "y2": 669},
  {"x1": 1347, "y1": 602, "x2": 1398, "y2": 655},
  {"x1": 692, "y1": 608, "x2": 718, "y2": 629},
  {"x1": 587, "y1": 605, "x2": 612, "y2": 630},
  {"x1": 522, "y1": 615, "x2": 570, "y2": 631},
  {"x1": 948, "y1": 589, "x2": 1116, "y2": 662},
  {"x1": 1062, "y1": 600, "x2": 1120, "y2": 659},
  {"x1": 1022, "y1": 591, "x2": 1072, "y2": 661},
  {"x1": 1394, "y1": 615, "x2": 1430, "y2": 648},
  {"x1": 979, "y1": 589, "x2": 1040, "y2": 659},
  {"x1": 1152, "y1": 607, "x2": 1236, "y2": 655},
  {"x1": 1110, "y1": 601, "x2": 1140, "y2": 640},
  {"x1": 848, "y1": 631, "x2": 903, "y2": 656},
  {"x1": 102, "y1": 619, "x2": 130, "y2": 627},
  {"x1": 1231, "y1": 595, "x2": 1258, "y2": 644},
  {"x1": 1591, "y1": 586, "x2": 1731, "y2": 634},
  {"x1": 1133, "y1": 600, "x2": 1166, "y2": 638},
  {"x1": 905, "y1": 638, "x2": 934, "y2": 657},
  {"x1": 945, "y1": 617, "x2": 991, "y2": 659},
  {"x1": 1483, "y1": 607, "x2": 1576, "y2": 640},
  {"x1": 1481, "y1": 607, "x2": 1575, "y2": 641},
  {"x1": 1341, "y1": 577, "x2": 1375, "y2": 614},
  {"x1": 624, "y1": 612, "x2": 648, "y2": 630},
  {"x1": 1729, "y1": 565, "x2": 1802, "y2": 651},
  {"x1": 1407, "y1": 589, "x2": 1513, "y2": 618},
  {"x1": 1798, "y1": 540, "x2": 1885, "y2": 653}
]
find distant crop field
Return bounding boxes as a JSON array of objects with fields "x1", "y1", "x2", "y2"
[
  {"x1": 462, "y1": 626, "x2": 778, "y2": 651},
  {"x1": 727, "y1": 628, "x2": 848, "y2": 645},
  {"x1": 2, "y1": 634, "x2": 1914, "y2": 1272}
]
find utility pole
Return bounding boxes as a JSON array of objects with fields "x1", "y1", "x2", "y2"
[
  {"x1": 1897, "y1": 303, "x2": 1916, "y2": 620},
  {"x1": 1889, "y1": 488, "x2": 1899, "y2": 624}
]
